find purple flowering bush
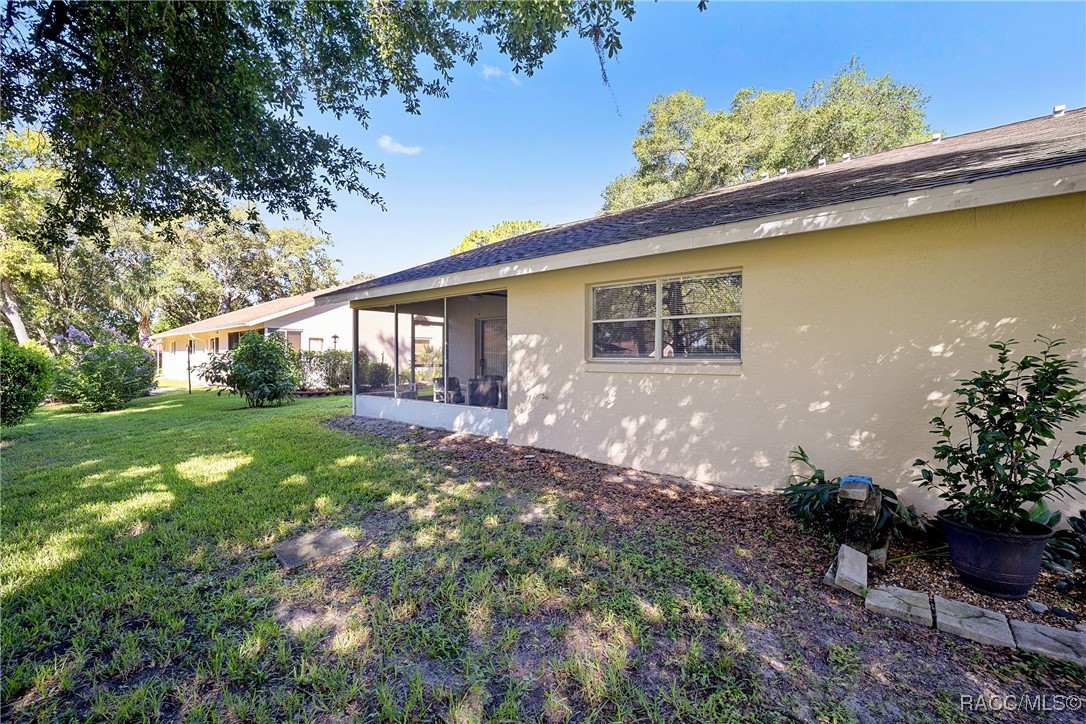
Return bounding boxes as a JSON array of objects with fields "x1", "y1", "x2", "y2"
[{"x1": 53, "y1": 326, "x2": 157, "y2": 412}]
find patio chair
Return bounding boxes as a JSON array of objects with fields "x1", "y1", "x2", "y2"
[{"x1": 434, "y1": 377, "x2": 464, "y2": 404}]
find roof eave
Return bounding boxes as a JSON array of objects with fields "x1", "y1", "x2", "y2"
[
  {"x1": 317, "y1": 162, "x2": 1086, "y2": 309},
  {"x1": 151, "y1": 301, "x2": 317, "y2": 339}
]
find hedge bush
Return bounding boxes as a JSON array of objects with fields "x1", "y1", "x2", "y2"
[
  {"x1": 368, "y1": 362, "x2": 393, "y2": 387},
  {"x1": 0, "y1": 329, "x2": 55, "y2": 426},
  {"x1": 290, "y1": 349, "x2": 352, "y2": 390}
]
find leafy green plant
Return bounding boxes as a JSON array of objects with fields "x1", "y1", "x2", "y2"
[
  {"x1": 915, "y1": 337, "x2": 1086, "y2": 534},
  {"x1": 318, "y1": 349, "x2": 351, "y2": 389},
  {"x1": 290, "y1": 349, "x2": 354, "y2": 390},
  {"x1": 52, "y1": 327, "x2": 156, "y2": 412},
  {"x1": 290, "y1": 350, "x2": 320, "y2": 391},
  {"x1": 1043, "y1": 509, "x2": 1086, "y2": 575},
  {"x1": 368, "y1": 362, "x2": 393, "y2": 388},
  {"x1": 197, "y1": 331, "x2": 297, "y2": 408},
  {"x1": 782, "y1": 446, "x2": 919, "y2": 538},
  {"x1": 0, "y1": 328, "x2": 55, "y2": 426}
]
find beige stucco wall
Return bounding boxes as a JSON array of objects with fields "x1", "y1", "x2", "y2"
[
  {"x1": 503, "y1": 193, "x2": 1086, "y2": 513},
  {"x1": 157, "y1": 304, "x2": 392, "y2": 382}
]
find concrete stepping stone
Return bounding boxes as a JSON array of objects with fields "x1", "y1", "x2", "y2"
[
  {"x1": 934, "y1": 595, "x2": 1014, "y2": 648},
  {"x1": 834, "y1": 544, "x2": 868, "y2": 596},
  {"x1": 1009, "y1": 619, "x2": 1086, "y2": 666},
  {"x1": 865, "y1": 586, "x2": 933, "y2": 627},
  {"x1": 274, "y1": 528, "x2": 356, "y2": 570}
]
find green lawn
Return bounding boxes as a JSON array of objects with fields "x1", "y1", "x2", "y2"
[{"x1": 2, "y1": 392, "x2": 1078, "y2": 722}]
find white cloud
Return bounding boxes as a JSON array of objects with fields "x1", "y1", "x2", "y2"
[
  {"x1": 377, "y1": 135, "x2": 423, "y2": 155},
  {"x1": 481, "y1": 64, "x2": 521, "y2": 86}
]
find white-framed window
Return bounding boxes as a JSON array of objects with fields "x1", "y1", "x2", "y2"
[
  {"x1": 309, "y1": 337, "x2": 323, "y2": 351},
  {"x1": 210, "y1": 337, "x2": 220, "y2": 354},
  {"x1": 590, "y1": 270, "x2": 742, "y2": 361}
]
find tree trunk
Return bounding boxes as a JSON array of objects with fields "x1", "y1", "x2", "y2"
[
  {"x1": 1, "y1": 275, "x2": 31, "y2": 344},
  {"x1": 138, "y1": 311, "x2": 152, "y2": 344}
]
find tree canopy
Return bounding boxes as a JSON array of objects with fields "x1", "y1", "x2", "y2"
[
  {"x1": 449, "y1": 219, "x2": 546, "y2": 255},
  {"x1": 602, "y1": 59, "x2": 934, "y2": 212},
  {"x1": 2, "y1": 0, "x2": 651, "y2": 247},
  {"x1": 0, "y1": 130, "x2": 342, "y2": 346}
]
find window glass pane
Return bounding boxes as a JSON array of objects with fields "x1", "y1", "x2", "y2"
[
  {"x1": 663, "y1": 316, "x2": 741, "y2": 358},
  {"x1": 661, "y1": 273, "x2": 741, "y2": 316},
  {"x1": 592, "y1": 321, "x2": 656, "y2": 358},
  {"x1": 593, "y1": 282, "x2": 656, "y2": 321}
]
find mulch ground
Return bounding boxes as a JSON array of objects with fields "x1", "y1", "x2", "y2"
[{"x1": 326, "y1": 415, "x2": 1086, "y2": 715}]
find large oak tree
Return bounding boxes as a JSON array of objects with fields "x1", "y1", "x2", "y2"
[
  {"x1": 602, "y1": 59, "x2": 934, "y2": 212},
  {"x1": 2, "y1": 0, "x2": 650, "y2": 246}
]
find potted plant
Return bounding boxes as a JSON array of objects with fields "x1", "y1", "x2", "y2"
[{"x1": 915, "y1": 336, "x2": 1086, "y2": 599}]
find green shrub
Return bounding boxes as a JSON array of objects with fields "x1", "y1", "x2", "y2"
[
  {"x1": 319, "y1": 349, "x2": 351, "y2": 389},
  {"x1": 290, "y1": 350, "x2": 321, "y2": 391},
  {"x1": 0, "y1": 329, "x2": 55, "y2": 426},
  {"x1": 54, "y1": 339, "x2": 157, "y2": 412},
  {"x1": 368, "y1": 362, "x2": 392, "y2": 387},
  {"x1": 354, "y1": 350, "x2": 370, "y2": 391},
  {"x1": 915, "y1": 336, "x2": 1086, "y2": 533},
  {"x1": 198, "y1": 331, "x2": 297, "y2": 408},
  {"x1": 289, "y1": 349, "x2": 353, "y2": 390}
]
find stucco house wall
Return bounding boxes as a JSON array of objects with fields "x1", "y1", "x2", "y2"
[
  {"x1": 157, "y1": 305, "x2": 401, "y2": 383},
  {"x1": 503, "y1": 193, "x2": 1086, "y2": 513}
]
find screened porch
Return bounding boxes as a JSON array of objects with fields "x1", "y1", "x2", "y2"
[{"x1": 349, "y1": 291, "x2": 509, "y2": 437}]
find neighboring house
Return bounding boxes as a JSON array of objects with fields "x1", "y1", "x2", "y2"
[
  {"x1": 316, "y1": 108, "x2": 1086, "y2": 510},
  {"x1": 152, "y1": 289, "x2": 435, "y2": 385}
]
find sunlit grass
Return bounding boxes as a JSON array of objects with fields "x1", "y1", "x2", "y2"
[{"x1": 2, "y1": 390, "x2": 1058, "y2": 720}]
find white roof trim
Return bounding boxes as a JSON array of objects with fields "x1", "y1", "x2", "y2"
[
  {"x1": 317, "y1": 163, "x2": 1085, "y2": 307},
  {"x1": 151, "y1": 301, "x2": 318, "y2": 339}
]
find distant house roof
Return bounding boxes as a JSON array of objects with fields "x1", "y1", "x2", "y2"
[
  {"x1": 319, "y1": 108, "x2": 1086, "y2": 303},
  {"x1": 151, "y1": 288, "x2": 343, "y2": 339}
]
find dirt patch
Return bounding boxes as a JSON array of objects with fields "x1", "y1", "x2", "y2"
[
  {"x1": 325, "y1": 415, "x2": 1086, "y2": 719},
  {"x1": 874, "y1": 538, "x2": 1083, "y2": 630}
]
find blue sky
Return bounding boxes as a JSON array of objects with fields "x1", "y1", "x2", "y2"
[{"x1": 291, "y1": 2, "x2": 1086, "y2": 280}]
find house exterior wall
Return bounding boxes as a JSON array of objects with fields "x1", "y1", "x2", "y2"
[
  {"x1": 503, "y1": 193, "x2": 1086, "y2": 513},
  {"x1": 158, "y1": 327, "x2": 258, "y2": 381},
  {"x1": 156, "y1": 303, "x2": 396, "y2": 383},
  {"x1": 266, "y1": 303, "x2": 356, "y2": 353}
]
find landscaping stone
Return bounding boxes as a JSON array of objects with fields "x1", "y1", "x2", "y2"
[
  {"x1": 865, "y1": 586, "x2": 933, "y2": 627},
  {"x1": 834, "y1": 544, "x2": 868, "y2": 596},
  {"x1": 838, "y1": 481, "x2": 870, "y2": 502},
  {"x1": 840, "y1": 490, "x2": 883, "y2": 554},
  {"x1": 934, "y1": 596, "x2": 1015, "y2": 648},
  {"x1": 867, "y1": 542, "x2": 888, "y2": 570},
  {"x1": 823, "y1": 559, "x2": 838, "y2": 587},
  {"x1": 274, "y1": 528, "x2": 357, "y2": 570},
  {"x1": 1009, "y1": 619, "x2": 1086, "y2": 666},
  {"x1": 1051, "y1": 607, "x2": 1080, "y2": 622},
  {"x1": 1025, "y1": 601, "x2": 1048, "y2": 614}
]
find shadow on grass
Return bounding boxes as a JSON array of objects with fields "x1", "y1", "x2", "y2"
[{"x1": 3, "y1": 392, "x2": 1077, "y2": 721}]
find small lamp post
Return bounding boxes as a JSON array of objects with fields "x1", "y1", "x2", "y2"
[{"x1": 332, "y1": 334, "x2": 339, "y2": 350}]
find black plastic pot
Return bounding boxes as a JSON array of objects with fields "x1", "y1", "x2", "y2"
[{"x1": 938, "y1": 513, "x2": 1053, "y2": 600}]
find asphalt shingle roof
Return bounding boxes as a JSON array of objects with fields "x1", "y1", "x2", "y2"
[
  {"x1": 152, "y1": 288, "x2": 338, "y2": 338},
  {"x1": 325, "y1": 109, "x2": 1086, "y2": 299}
]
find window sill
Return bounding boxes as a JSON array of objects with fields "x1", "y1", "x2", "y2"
[{"x1": 584, "y1": 360, "x2": 742, "y2": 376}]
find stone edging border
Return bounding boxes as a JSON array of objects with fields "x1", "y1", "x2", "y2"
[{"x1": 825, "y1": 544, "x2": 1086, "y2": 667}]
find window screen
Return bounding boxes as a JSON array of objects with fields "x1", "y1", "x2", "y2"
[{"x1": 591, "y1": 271, "x2": 741, "y2": 361}]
